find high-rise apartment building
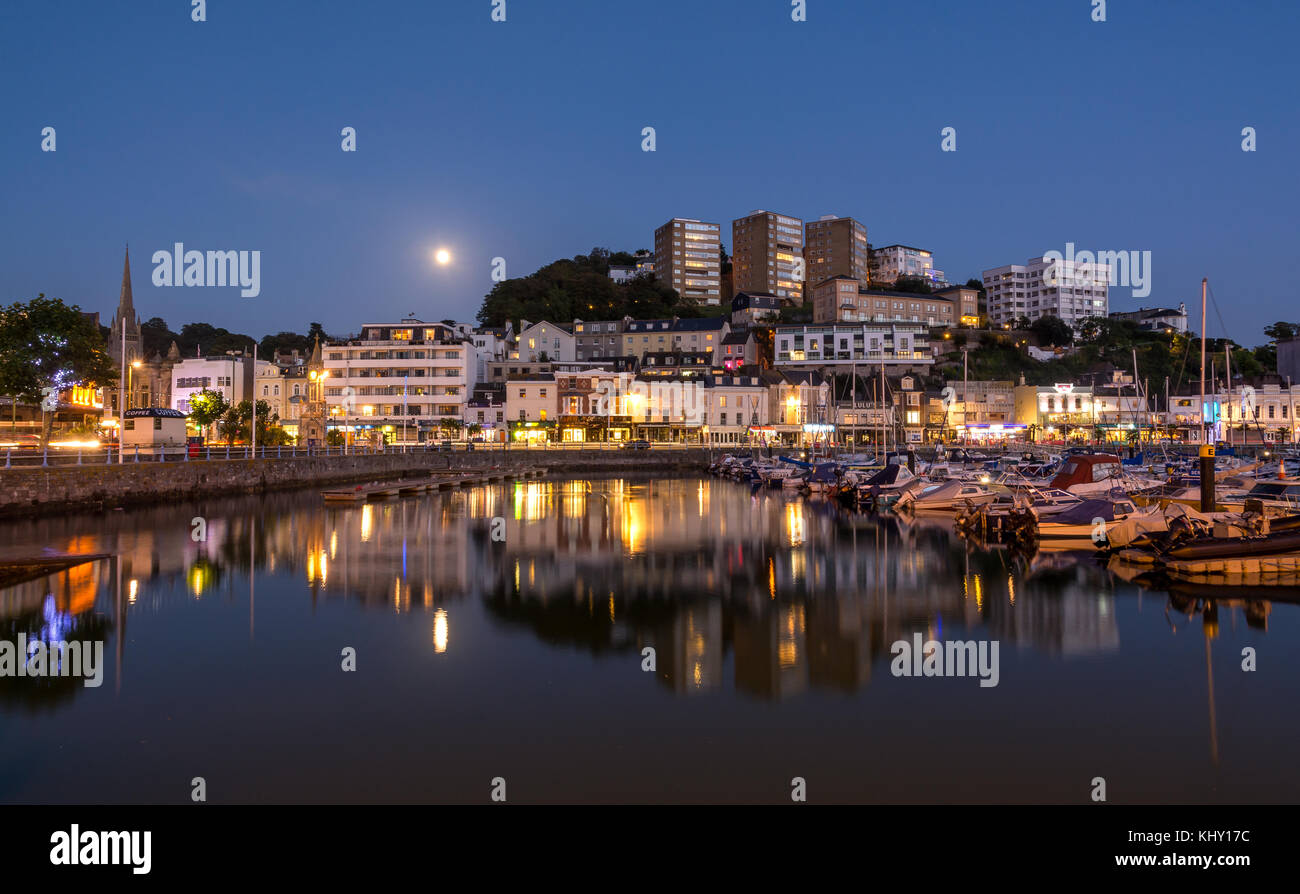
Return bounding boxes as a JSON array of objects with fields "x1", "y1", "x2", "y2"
[
  {"x1": 731, "y1": 210, "x2": 805, "y2": 303},
  {"x1": 654, "y1": 218, "x2": 722, "y2": 305},
  {"x1": 804, "y1": 215, "x2": 869, "y2": 290},
  {"x1": 983, "y1": 257, "x2": 1109, "y2": 328}
]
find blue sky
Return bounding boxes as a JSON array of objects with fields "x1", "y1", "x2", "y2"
[{"x1": 1, "y1": 0, "x2": 1297, "y2": 344}]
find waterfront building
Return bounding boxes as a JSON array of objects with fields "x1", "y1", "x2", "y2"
[
  {"x1": 702, "y1": 374, "x2": 768, "y2": 445},
  {"x1": 804, "y1": 215, "x2": 870, "y2": 291},
  {"x1": 766, "y1": 369, "x2": 832, "y2": 446},
  {"x1": 732, "y1": 210, "x2": 805, "y2": 303},
  {"x1": 321, "y1": 320, "x2": 474, "y2": 447},
  {"x1": 505, "y1": 373, "x2": 558, "y2": 443},
  {"x1": 463, "y1": 383, "x2": 507, "y2": 441},
  {"x1": 1165, "y1": 381, "x2": 1297, "y2": 445},
  {"x1": 172, "y1": 354, "x2": 256, "y2": 414},
  {"x1": 869, "y1": 244, "x2": 944, "y2": 287},
  {"x1": 654, "y1": 218, "x2": 722, "y2": 305},
  {"x1": 928, "y1": 380, "x2": 1018, "y2": 442},
  {"x1": 1013, "y1": 383, "x2": 1098, "y2": 440},
  {"x1": 983, "y1": 256, "x2": 1109, "y2": 328}
]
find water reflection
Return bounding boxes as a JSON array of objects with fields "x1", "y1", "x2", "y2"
[
  {"x1": 2, "y1": 475, "x2": 1296, "y2": 804},
  {"x1": 0, "y1": 477, "x2": 1266, "y2": 702}
]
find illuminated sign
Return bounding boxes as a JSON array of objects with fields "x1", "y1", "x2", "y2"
[
  {"x1": 63, "y1": 385, "x2": 104, "y2": 409},
  {"x1": 1052, "y1": 383, "x2": 1074, "y2": 394}
]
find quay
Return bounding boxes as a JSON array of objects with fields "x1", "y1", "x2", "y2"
[
  {"x1": 0, "y1": 448, "x2": 711, "y2": 518},
  {"x1": 320, "y1": 469, "x2": 546, "y2": 503}
]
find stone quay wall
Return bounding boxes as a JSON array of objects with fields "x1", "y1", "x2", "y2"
[{"x1": 0, "y1": 449, "x2": 716, "y2": 518}]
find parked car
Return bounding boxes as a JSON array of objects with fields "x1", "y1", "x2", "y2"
[{"x1": 623, "y1": 439, "x2": 651, "y2": 450}]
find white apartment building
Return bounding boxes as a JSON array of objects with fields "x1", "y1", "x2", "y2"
[
  {"x1": 171, "y1": 355, "x2": 255, "y2": 414},
  {"x1": 983, "y1": 256, "x2": 1109, "y2": 328},
  {"x1": 870, "y1": 244, "x2": 944, "y2": 286},
  {"x1": 654, "y1": 218, "x2": 722, "y2": 305},
  {"x1": 774, "y1": 324, "x2": 934, "y2": 369},
  {"x1": 321, "y1": 320, "x2": 475, "y2": 446}
]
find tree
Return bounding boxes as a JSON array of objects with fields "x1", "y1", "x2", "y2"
[
  {"x1": 140, "y1": 316, "x2": 178, "y2": 357},
  {"x1": 1264, "y1": 321, "x2": 1300, "y2": 341},
  {"x1": 188, "y1": 388, "x2": 230, "y2": 442},
  {"x1": 0, "y1": 294, "x2": 116, "y2": 441},
  {"x1": 891, "y1": 276, "x2": 933, "y2": 294},
  {"x1": 1029, "y1": 315, "x2": 1073, "y2": 347}
]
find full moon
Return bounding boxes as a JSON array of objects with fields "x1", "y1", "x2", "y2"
[{"x1": 434, "y1": 249, "x2": 451, "y2": 265}]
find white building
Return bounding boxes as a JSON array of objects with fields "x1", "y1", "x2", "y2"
[
  {"x1": 321, "y1": 320, "x2": 475, "y2": 446},
  {"x1": 1108, "y1": 304, "x2": 1188, "y2": 333},
  {"x1": 774, "y1": 324, "x2": 934, "y2": 369},
  {"x1": 465, "y1": 324, "x2": 513, "y2": 383},
  {"x1": 513, "y1": 320, "x2": 575, "y2": 362},
  {"x1": 870, "y1": 244, "x2": 944, "y2": 286},
  {"x1": 983, "y1": 256, "x2": 1109, "y2": 328},
  {"x1": 702, "y1": 375, "x2": 768, "y2": 445},
  {"x1": 172, "y1": 355, "x2": 255, "y2": 414}
]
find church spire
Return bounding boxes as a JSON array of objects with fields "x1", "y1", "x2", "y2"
[{"x1": 119, "y1": 244, "x2": 134, "y2": 315}]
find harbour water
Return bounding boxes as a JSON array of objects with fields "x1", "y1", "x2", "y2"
[{"x1": 2, "y1": 475, "x2": 1297, "y2": 804}]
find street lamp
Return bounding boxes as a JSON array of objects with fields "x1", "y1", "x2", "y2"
[{"x1": 127, "y1": 360, "x2": 142, "y2": 410}]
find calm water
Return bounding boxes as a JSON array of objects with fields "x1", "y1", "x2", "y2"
[{"x1": 1, "y1": 475, "x2": 1297, "y2": 804}]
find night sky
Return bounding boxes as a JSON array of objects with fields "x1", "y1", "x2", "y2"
[{"x1": 2, "y1": 0, "x2": 1296, "y2": 343}]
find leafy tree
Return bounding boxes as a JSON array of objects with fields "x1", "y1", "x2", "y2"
[
  {"x1": 1264, "y1": 321, "x2": 1300, "y2": 341},
  {"x1": 140, "y1": 316, "x2": 179, "y2": 357},
  {"x1": 0, "y1": 294, "x2": 117, "y2": 440},
  {"x1": 1029, "y1": 314, "x2": 1073, "y2": 347},
  {"x1": 188, "y1": 388, "x2": 230, "y2": 441},
  {"x1": 177, "y1": 322, "x2": 255, "y2": 358}
]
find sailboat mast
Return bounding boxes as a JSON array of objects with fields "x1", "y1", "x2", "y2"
[{"x1": 1199, "y1": 278, "x2": 1208, "y2": 445}]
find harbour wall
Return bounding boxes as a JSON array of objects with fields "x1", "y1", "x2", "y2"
[{"x1": 0, "y1": 448, "x2": 714, "y2": 518}]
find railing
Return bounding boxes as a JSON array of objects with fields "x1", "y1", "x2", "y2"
[{"x1": 0, "y1": 441, "x2": 714, "y2": 467}]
